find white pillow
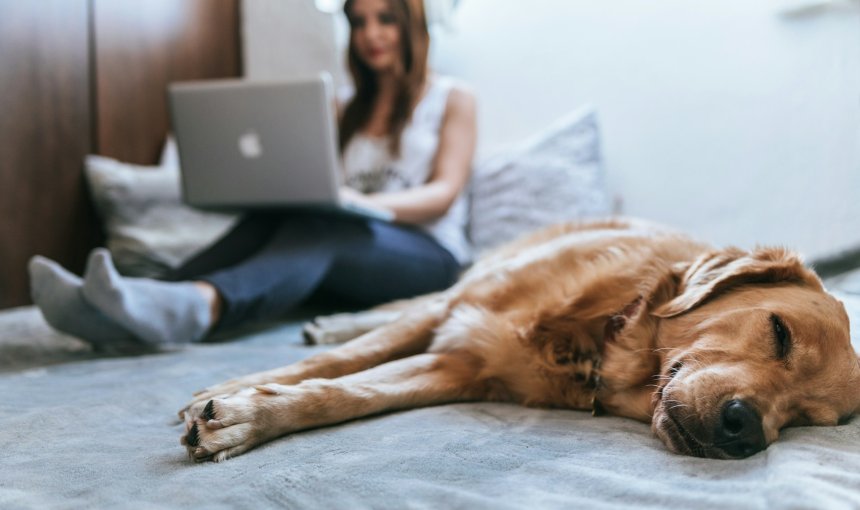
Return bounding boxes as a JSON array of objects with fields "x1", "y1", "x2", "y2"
[
  {"x1": 468, "y1": 105, "x2": 613, "y2": 255},
  {"x1": 85, "y1": 138, "x2": 239, "y2": 277}
]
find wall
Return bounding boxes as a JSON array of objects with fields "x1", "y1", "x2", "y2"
[
  {"x1": 93, "y1": 0, "x2": 242, "y2": 165},
  {"x1": 243, "y1": 0, "x2": 860, "y2": 260},
  {"x1": 430, "y1": 0, "x2": 860, "y2": 260},
  {"x1": 0, "y1": 0, "x2": 97, "y2": 309},
  {"x1": 243, "y1": 0, "x2": 343, "y2": 86},
  {"x1": 0, "y1": 0, "x2": 241, "y2": 308}
]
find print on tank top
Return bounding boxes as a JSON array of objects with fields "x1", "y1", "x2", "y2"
[{"x1": 344, "y1": 165, "x2": 410, "y2": 193}]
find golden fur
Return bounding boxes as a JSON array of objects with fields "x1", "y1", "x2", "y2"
[{"x1": 179, "y1": 219, "x2": 860, "y2": 461}]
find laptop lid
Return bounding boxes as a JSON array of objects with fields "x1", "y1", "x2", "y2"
[{"x1": 168, "y1": 74, "x2": 342, "y2": 209}]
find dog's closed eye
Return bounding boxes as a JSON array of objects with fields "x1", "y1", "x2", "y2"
[
  {"x1": 771, "y1": 314, "x2": 791, "y2": 360},
  {"x1": 668, "y1": 361, "x2": 683, "y2": 378}
]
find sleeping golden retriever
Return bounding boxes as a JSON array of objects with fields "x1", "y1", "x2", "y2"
[{"x1": 179, "y1": 218, "x2": 860, "y2": 461}]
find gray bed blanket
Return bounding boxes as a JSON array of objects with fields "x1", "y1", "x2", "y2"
[{"x1": 2, "y1": 292, "x2": 860, "y2": 509}]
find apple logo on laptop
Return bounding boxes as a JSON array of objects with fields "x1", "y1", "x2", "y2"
[{"x1": 238, "y1": 130, "x2": 263, "y2": 159}]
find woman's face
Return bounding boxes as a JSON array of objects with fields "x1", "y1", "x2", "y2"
[{"x1": 349, "y1": 0, "x2": 402, "y2": 74}]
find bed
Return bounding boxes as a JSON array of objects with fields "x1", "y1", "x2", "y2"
[
  {"x1": 1, "y1": 279, "x2": 860, "y2": 508},
  {"x1": 5, "y1": 1, "x2": 860, "y2": 508}
]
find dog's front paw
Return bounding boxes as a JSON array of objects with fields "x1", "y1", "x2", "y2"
[{"x1": 180, "y1": 385, "x2": 291, "y2": 462}]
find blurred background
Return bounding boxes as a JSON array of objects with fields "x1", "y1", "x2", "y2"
[{"x1": 1, "y1": 0, "x2": 858, "y2": 309}]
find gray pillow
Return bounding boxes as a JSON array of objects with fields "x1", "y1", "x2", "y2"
[
  {"x1": 85, "y1": 139, "x2": 239, "y2": 277},
  {"x1": 468, "y1": 105, "x2": 613, "y2": 255}
]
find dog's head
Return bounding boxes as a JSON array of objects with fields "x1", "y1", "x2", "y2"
[{"x1": 651, "y1": 247, "x2": 859, "y2": 459}]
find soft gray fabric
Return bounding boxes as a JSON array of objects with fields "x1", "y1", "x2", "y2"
[
  {"x1": 84, "y1": 138, "x2": 238, "y2": 278},
  {"x1": 1, "y1": 291, "x2": 860, "y2": 509},
  {"x1": 0, "y1": 307, "x2": 93, "y2": 372},
  {"x1": 468, "y1": 106, "x2": 613, "y2": 254}
]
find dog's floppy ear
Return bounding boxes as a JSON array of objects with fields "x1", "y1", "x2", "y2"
[{"x1": 654, "y1": 246, "x2": 823, "y2": 318}]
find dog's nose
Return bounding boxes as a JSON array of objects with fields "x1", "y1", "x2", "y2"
[{"x1": 713, "y1": 399, "x2": 766, "y2": 458}]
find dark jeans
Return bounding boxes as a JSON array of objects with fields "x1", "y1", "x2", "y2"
[{"x1": 170, "y1": 212, "x2": 461, "y2": 332}]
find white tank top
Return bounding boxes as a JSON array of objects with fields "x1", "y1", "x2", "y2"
[{"x1": 341, "y1": 76, "x2": 472, "y2": 264}]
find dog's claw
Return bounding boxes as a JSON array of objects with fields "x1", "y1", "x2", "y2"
[
  {"x1": 202, "y1": 400, "x2": 216, "y2": 421},
  {"x1": 254, "y1": 384, "x2": 281, "y2": 395},
  {"x1": 186, "y1": 423, "x2": 200, "y2": 447}
]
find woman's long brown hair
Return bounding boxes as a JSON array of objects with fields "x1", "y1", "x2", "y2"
[{"x1": 339, "y1": 0, "x2": 430, "y2": 157}]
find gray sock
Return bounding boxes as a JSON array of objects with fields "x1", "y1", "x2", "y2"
[
  {"x1": 28, "y1": 256, "x2": 140, "y2": 349},
  {"x1": 81, "y1": 249, "x2": 212, "y2": 345}
]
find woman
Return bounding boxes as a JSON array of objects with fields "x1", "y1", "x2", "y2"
[{"x1": 29, "y1": 0, "x2": 477, "y2": 348}]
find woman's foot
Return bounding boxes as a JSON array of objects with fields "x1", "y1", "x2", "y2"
[
  {"x1": 81, "y1": 249, "x2": 213, "y2": 345},
  {"x1": 28, "y1": 256, "x2": 139, "y2": 349}
]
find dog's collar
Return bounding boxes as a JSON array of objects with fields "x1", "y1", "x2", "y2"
[{"x1": 591, "y1": 296, "x2": 645, "y2": 416}]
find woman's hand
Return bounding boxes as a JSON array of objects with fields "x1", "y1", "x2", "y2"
[{"x1": 339, "y1": 187, "x2": 395, "y2": 218}]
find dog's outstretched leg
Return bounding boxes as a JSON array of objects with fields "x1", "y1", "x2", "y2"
[
  {"x1": 303, "y1": 292, "x2": 446, "y2": 345},
  {"x1": 180, "y1": 299, "x2": 450, "y2": 418},
  {"x1": 302, "y1": 309, "x2": 404, "y2": 345},
  {"x1": 182, "y1": 352, "x2": 483, "y2": 462}
]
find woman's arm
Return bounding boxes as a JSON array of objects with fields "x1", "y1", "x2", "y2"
[{"x1": 346, "y1": 86, "x2": 477, "y2": 224}]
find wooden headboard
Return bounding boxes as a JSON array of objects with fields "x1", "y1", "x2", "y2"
[{"x1": 0, "y1": 0, "x2": 241, "y2": 309}]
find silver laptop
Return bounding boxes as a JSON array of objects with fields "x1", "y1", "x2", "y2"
[{"x1": 167, "y1": 74, "x2": 393, "y2": 221}]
